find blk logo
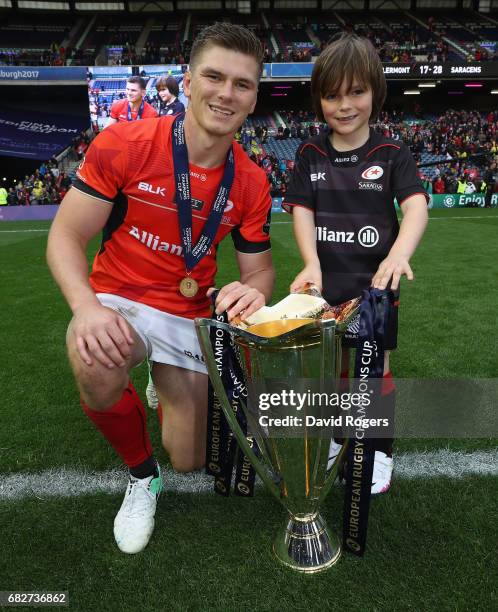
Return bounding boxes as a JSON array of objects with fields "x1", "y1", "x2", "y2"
[
  {"x1": 138, "y1": 181, "x2": 166, "y2": 197},
  {"x1": 310, "y1": 172, "x2": 326, "y2": 182},
  {"x1": 361, "y1": 166, "x2": 383, "y2": 180}
]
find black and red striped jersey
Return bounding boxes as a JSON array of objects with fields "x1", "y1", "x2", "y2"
[{"x1": 283, "y1": 129, "x2": 428, "y2": 305}]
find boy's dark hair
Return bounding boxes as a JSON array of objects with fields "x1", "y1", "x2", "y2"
[
  {"x1": 189, "y1": 22, "x2": 264, "y2": 78},
  {"x1": 156, "y1": 75, "x2": 179, "y2": 97},
  {"x1": 127, "y1": 76, "x2": 147, "y2": 90},
  {"x1": 311, "y1": 33, "x2": 387, "y2": 123}
]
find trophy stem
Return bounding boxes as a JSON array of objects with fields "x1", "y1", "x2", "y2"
[{"x1": 272, "y1": 512, "x2": 341, "y2": 573}]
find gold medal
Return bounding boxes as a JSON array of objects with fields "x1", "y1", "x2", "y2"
[{"x1": 179, "y1": 276, "x2": 199, "y2": 298}]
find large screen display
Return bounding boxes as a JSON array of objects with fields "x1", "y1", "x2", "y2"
[{"x1": 87, "y1": 65, "x2": 187, "y2": 132}]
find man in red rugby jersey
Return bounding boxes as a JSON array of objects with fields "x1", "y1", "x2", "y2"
[
  {"x1": 47, "y1": 23, "x2": 274, "y2": 554},
  {"x1": 106, "y1": 76, "x2": 158, "y2": 126}
]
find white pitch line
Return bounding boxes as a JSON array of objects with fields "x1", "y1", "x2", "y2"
[
  {"x1": 427, "y1": 214, "x2": 498, "y2": 219},
  {"x1": 0, "y1": 229, "x2": 49, "y2": 233},
  {"x1": 0, "y1": 450, "x2": 496, "y2": 501}
]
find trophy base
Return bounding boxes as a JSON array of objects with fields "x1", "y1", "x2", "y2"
[{"x1": 272, "y1": 512, "x2": 341, "y2": 573}]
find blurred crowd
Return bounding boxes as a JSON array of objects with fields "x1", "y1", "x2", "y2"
[
  {"x1": 3, "y1": 162, "x2": 71, "y2": 206},
  {"x1": 2, "y1": 133, "x2": 90, "y2": 206},
  {"x1": 3, "y1": 110, "x2": 497, "y2": 204},
  {"x1": 234, "y1": 109, "x2": 498, "y2": 199},
  {"x1": 374, "y1": 109, "x2": 498, "y2": 197}
]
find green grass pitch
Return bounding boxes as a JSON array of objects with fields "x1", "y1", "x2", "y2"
[{"x1": 0, "y1": 209, "x2": 496, "y2": 611}]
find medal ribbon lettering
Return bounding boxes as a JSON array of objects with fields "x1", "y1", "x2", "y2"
[
  {"x1": 127, "y1": 99, "x2": 145, "y2": 121},
  {"x1": 205, "y1": 290, "x2": 257, "y2": 497},
  {"x1": 172, "y1": 113, "x2": 235, "y2": 278},
  {"x1": 342, "y1": 288, "x2": 392, "y2": 556}
]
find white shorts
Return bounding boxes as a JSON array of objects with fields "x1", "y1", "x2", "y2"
[{"x1": 96, "y1": 293, "x2": 207, "y2": 374}]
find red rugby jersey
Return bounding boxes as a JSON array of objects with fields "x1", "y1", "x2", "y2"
[
  {"x1": 109, "y1": 98, "x2": 158, "y2": 122},
  {"x1": 75, "y1": 116, "x2": 272, "y2": 318}
]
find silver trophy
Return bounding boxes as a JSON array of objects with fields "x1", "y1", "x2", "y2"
[{"x1": 196, "y1": 311, "x2": 357, "y2": 573}]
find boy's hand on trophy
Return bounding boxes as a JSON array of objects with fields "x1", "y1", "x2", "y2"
[
  {"x1": 290, "y1": 264, "x2": 322, "y2": 294},
  {"x1": 208, "y1": 282, "x2": 265, "y2": 322},
  {"x1": 371, "y1": 254, "x2": 414, "y2": 291}
]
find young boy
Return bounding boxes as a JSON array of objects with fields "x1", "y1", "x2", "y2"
[
  {"x1": 155, "y1": 75, "x2": 186, "y2": 116},
  {"x1": 283, "y1": 33, "x2": 428, "y2": 494}
]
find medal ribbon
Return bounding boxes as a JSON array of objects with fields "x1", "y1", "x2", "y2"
[
  {"x1": 342, "y1": 288, "x2": 392, "y2": 556},
  {"x1": 172, "y1": 113, "x2": 235, "y2": 273},
  {"x1": 127, "y1": 99, "x2": 144, "y2": 121},
  {"x1": 205, "y1": 290, "x2": 257, "y2": 497}
]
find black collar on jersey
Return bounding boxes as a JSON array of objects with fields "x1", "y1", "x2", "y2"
[
  {"x1": 326, "y1": 129, "x2": 372, "y2": 162},
  {"x1": 127, "y1": 99, "x2": 144, "y2": 121},
  {"x1": 172, "y1": 113, "x2": 235, "y2": 273},
  {"x1": 302, "y1": 128, "x2": 391, "y2": 162}
]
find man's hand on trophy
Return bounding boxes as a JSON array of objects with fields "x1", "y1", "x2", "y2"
[
  {"x1": 207, "y1": 282, "x2": 266, "y2": 322},
  {"x1": 290, "y1": 264, "x2": 322, "y2": 294}
]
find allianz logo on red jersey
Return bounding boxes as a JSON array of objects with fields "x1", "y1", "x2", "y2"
[
  {"x1": 129, "y1": 225, "x2": 215, "y2": 256},
  {"x1": 129, "y1": 225, "x2": 183, "y2": 255}
]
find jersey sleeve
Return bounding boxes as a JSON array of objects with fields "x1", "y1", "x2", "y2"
[
  {"x1": 231, "y1": 176, "x2": 272, "y2": 254},
  {"x1": 143, "y1": 102, "x2": 158, "y2": 118},
  {"x1": 74, "y1": 125, "x2": 127, "y2": 202},
  {"x1": 282, "y1": 146, "x2": 314, "y2": 213},
  {"x1": 391, "y1": 142, "x2": 429, "y2": 205},
  {"x1": 109, "y1": 101, "x2": 121, "y2": 120}
]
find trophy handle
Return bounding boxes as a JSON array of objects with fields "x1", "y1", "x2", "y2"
[
  {"x1": 195, "y1": 318, "x2": 281, "y2": 502},
  {"x1": 316, "y1": 321, "x2": 347, "y2": 504}
]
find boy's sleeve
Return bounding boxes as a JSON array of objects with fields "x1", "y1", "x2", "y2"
[
  {"x1": 391, "y1": 143, "x2": 430, "y2": 206},
  {"x1": 282, "y1": 146, "x2": 314, "y2": 213},
  {"x1": 73, "y1": 125, "x2": 127, "y2": 203}
]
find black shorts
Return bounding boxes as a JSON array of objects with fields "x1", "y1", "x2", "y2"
[{"x1": 342, "y1": 295, "x2": 399, "y2": 351}]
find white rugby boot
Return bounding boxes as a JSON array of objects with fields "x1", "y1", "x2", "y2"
[
  {"x1": 371, "y1": 451, "x2": 393, "y2": 495},
  {"x1": 114, "y1": 468, "x2": 163, "y2": 554}
]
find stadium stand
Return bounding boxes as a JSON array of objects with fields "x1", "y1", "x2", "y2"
[
  {"x1": 228, "y1": 109, "x2": 498, "y2": 197},
  {"x1": 0, "y1": 5, "x2": 497, "y2": 203},
  {"x1": 1, "y1": 9, "x2": 497, "y2": 66},
  {"x1": 2, "y1": 107, "x2": 496, "y2": 203},
  {"x1": 0, "y1": 14, "x2": 76, "y2": 65}
]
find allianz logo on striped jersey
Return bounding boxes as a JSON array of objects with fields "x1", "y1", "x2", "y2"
[{"x1": 316, "y1": 225, "x2": 379, "y2": 248}]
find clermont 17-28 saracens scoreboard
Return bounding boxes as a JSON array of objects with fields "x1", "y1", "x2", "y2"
[{"x1": 382, "y1": 61, "x2": 498, "y2": 78}]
